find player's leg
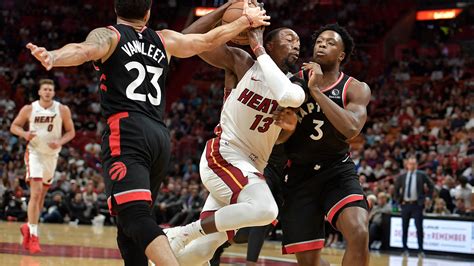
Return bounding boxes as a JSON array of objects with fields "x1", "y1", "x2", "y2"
[
  {"x1": 324, "y1": 170, "x2": 369, "y2": 266},
  {"x1": 102, "y1": 115, "x2": 178, "y2": 266},
  {"x1": 245, "y1": 225, "x2": 272, "y2": 265},
  {"x1": 177, "y1": 232, "x2": 228, "y2": 266},
  {"x1": 166, "y1": 147, "x2": 278, "y2": 253},
  {"x1": 335, "y1": 206, "x2": 369, "y2": 266}
]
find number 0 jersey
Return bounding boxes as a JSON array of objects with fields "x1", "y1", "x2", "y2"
[
  {"x1": 95, "y1": 24, "x2": 169, "y2": 123},
  {"x1": 28, "y1": 100, "x2": 62, "y2": 155},
  {"x1": 214, "y1": 62, "x2": 283, "y2": 172},
  {"x1": 285, "y1": 70, "x2": 353, "y2": 164}
]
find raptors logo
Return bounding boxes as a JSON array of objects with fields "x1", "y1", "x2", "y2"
[{"x1": 109, "y1": 161, "x2": 127, "y2": 181}]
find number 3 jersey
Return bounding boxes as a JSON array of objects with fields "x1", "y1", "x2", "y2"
[
  {"x1": 28, "y1": 100, "x2": 62, "y2": 155},
  {"x1": 214, "y1": 62, "x2": 283, "y2": 173},
  {"x1": 285, "y1": 70, "x2": 353, "y2": 164},
  {"x1": 95, "y1": 24, "x2": 169, "y2": 123}
]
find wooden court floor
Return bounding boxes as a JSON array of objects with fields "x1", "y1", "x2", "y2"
[{"x1": 1, "y1": 221, "x2": 473, "y2": 266}]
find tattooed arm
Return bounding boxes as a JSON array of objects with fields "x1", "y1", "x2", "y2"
[{"x1": 26, "y1": 27, "x2": 117, "y2": 70}]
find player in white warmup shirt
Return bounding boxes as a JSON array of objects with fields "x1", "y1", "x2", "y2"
[
  {"x1": 165, "y1": 10, "x2": 305, "y2": 264},
  {"x1": 10, "y1": 79, "x2": 75, "y2": 254}
]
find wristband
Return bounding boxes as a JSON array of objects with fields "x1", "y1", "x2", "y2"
[
  {"x1": 252, "y1": 45, "x2": 264, "y2": 54},
  {"x1": 244, "y1": 14, "x2": 253, "y2": 27}
]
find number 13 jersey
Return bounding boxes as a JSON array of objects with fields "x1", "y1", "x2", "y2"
[
  {"x1": 95, "y1": 24, "x2": 169, "y2": 123},
  {"x1": 214, "y1": 62, "x2": 282, "y2": 172}
]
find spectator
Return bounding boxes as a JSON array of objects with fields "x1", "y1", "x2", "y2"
[
  {"x1": 41, "y1": 192, "x2": 69, "y2": 223},
  {"x1": 433, "y1": 198, "x2": 450, "y2": 215},
  {"x1": 453, "y1": 198, "x2": 468, "y2": 216},
  {"x1": 368, "y1": 192, "x2": 392, "y2": 248},
  {"x1": 451, "y1": 176, "x2": 473, "y2": 210},
  {"x1": 439, "y1": 176, "x2": 455, "y2": 213}
]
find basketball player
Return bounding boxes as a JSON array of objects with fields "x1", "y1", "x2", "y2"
[
  {"x1": 10, "y1": 79, "x2": 75, "y2": 254},
  {"x1": 26, "y1": 0, "x2": 270, "y2": 265},
  {"x1": 165, "y1": 8, "x2": 305, "y2": 266},
  {"x1": 282, "y1": 24, "x2": 371, "y2": 266}
]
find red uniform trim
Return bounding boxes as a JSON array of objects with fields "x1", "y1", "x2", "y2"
[
  {"x1": 107, "y1": 112, "x2": 129, "y2": 157},
  {"x1": 107, "y1": 189, "x2": 152, "y2": 215},
  {"x1": 320, "y1": 72, "x2": 344, "y2": 93},
  {"x1": 156, "y1": 31, "x2": 166, "y2": 50},
  {"x1": 282, "y1": 239, "x2": 325, "y2": 254},
  {"x1": 205, "y1": 138, "x2": 248, "y2": 204},
  {"x1": 107, "y1": 26, "x2": 121, "y2": 41},
  {"x1": 24, "y1": 147, "x2": 30, "y2": 179},
  {"x1": 326, "y1": 194, "x2": 364, "y2": 227},
  {"x1": 342, "y1": 77, "x2": 353, "y2": 108},
  {"x1": 200, "y1": 210, "x2": 235, "y2": 241}
]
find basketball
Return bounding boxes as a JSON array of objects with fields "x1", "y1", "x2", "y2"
[{"x1": 222, "y1": 1, "x2": 257, "y2": 45}]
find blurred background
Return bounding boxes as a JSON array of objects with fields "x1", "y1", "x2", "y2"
[{"x1": 0, "y1": 0, "x2": 473, "y2": 262}]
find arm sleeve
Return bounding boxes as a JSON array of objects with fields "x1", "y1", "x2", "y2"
[{"x1": 256, "y1": 54, "x2": 305, "y2": 108}]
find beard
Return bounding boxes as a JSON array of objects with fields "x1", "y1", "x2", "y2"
[{"x1": 284, "y1": 57, "x2": 298, "y2": 74}]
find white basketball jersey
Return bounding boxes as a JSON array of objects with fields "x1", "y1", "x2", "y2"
[
  {"x1": 28, "y1": 100, "x2": 63, "y2": 155},
  {"x1": 216, "y1": 62, "x2": 282, "y2": 172}
]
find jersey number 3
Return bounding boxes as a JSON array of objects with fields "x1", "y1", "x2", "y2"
[
  {"x1": 125, "y1": 61, "x2": 163, "y2": 106},
  {"x1": 310, "y1": 119, "x2": 324, "y2": 140}
]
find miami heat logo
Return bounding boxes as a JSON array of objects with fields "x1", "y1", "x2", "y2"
[{"x1": 109, "y1": 161, "x2": 127, "y2": 181}]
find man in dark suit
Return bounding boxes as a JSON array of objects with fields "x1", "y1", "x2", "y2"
[{"x1": 395, "y1": 155, "x2": 434, "y2": 257}]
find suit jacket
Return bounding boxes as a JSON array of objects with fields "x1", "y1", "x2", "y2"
[{"x1": 395, "y1": 170, "x2": 434, "y2": 206}]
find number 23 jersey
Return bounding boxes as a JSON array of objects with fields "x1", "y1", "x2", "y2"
[
  {"x1": 95, "y1": 24, "x2": 169, "y2": 123},
  {"x1": 285, "y1": 70, "x2": 353, "y2": 164}
]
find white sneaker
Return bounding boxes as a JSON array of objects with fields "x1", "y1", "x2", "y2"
[{"x1": 164, "y1": 226, "x2": 189, "y2": 255}]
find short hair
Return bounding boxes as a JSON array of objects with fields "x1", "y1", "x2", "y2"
[
  {"x1": 114, "y1": 0, "x2": 152, "y2": 20},
  {"x1": 39, "y1": 79, "x2": 54, "y2": 88},
  {"x1": 312, "y1": 23, "x2": 354, "y2": 65},
  {"x1": 264, "y1": 27, "x2": 289, "y2": 48}
]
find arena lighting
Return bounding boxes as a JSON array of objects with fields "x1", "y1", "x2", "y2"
[
  {"x1": 195, "y1": 7, "x2": 217, "y2": 17},
  {"x1": 416, "y1": 8, "x2": 462, "y2": 21}
]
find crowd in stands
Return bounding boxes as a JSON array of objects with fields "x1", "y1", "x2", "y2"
[{"x1": 0, "y1": 0, "x2": 473, "y2": 251}]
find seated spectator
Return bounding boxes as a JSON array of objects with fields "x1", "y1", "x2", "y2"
[
  {"x1": 368, "y1": 192, "x2": 392, "y2": 248},
  {"x1": 433, "y1": 198, "x2": 450, "y2": 215},
  {"x1": 41, "y1": 192, "x2": 69, "y2": 224},
  {"x1": 424, "y1": 197, "x2": 434, "y2": 214},
  {"x1": 453, "y1": 198, "x2": 468, "y2": 216},
  {"x1": 439, "y1": 176, "x2": 455, "y2": 213},
  {"x1": 69, "y1": 193, "x2": 90, "y2": 225},
  {"x1": 451, "y1": 176, "x2": 472, "y2": 210},
  {"x1": 168, "y1": 184, "x2": 204, "y2": 226}
]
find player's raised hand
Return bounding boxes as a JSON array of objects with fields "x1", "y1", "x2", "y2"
[
  {"x1": 23, "y1": 131, "x2": 37, "y2": 141},
  {"x1": 273, "y1": 107, "x2": 298, "y2": 131},
  {"x1": 304, "y1": 62, "x2": 324, "y2": 89},
  {"x1": 26, "y1": 43, "x2": 54, "y2": 71},
  {"x1": 242, "y1": 1, "x2": 270, "y2": 28},
  {"x1": 248, "y1": 26, "x2": 265, "y2": 53}
]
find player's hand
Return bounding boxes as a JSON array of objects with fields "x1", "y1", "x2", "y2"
[
  {"x1": 248, "y1": 26, "x2": 265, "y2": 53},
  {"x1": 23, "y1": 131, "x2": 37, "y2": 141},
  {"x1": 273, "y1": 107, "x2": 298, "y2": 131},
  {"x1": 26, "y1": 43, "x2": 54, "y2": 71},
  {"x1": 304, "y1": 62, "x2": 324, "y2": 89},
  {"x1": 48, "y1": 140, "x2": 62, "y2": 150},
  {"x1": 242, "y1": 1, "x2": 270, "y2": 28}
]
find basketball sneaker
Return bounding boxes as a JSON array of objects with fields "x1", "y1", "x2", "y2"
[
  {"x1": 20, "y1": 223, "x2": 30, "y2": 250},
  {"x1": 164, "y1": 226, "x2": 190, "y2": 255},
  {"x1": 29, "y1": 235, "x2": 41, "y2": 254}
]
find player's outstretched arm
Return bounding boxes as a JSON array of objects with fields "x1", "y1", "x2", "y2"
[
  {"x1": 306, "y1": 62, "x2": 371, "y2": 139},
  {"x1": 248, "y1": 28, "x2": 305, "y2": 108},
  {"x1": 26, "y1": 27, "x2": 117, "y2": 70},
  {"x1": 10, "y1": 105, "x2": 36, "y2": 141},
  {"x1": 160, "y1": 2, "x2": 269, "y2": 59},
  {"x1": 181, "y1": 0, "x2": 254, "y2": 78}
]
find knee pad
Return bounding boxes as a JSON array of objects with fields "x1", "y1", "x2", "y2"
[{"x1": 117, "y1": 201, "x2": 165, "y2": 252}]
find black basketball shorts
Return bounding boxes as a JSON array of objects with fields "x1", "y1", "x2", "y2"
[
  {"x1": 281, "y1": 157, "x2": 368, "y2": 254},
  {"x1": 101, "y1": 112, "x2": 170, "y2": 215}
]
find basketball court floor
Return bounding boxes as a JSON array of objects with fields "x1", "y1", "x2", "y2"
[{"x1": 1, "y1": 222, "x2": 472, "y2": 265}]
